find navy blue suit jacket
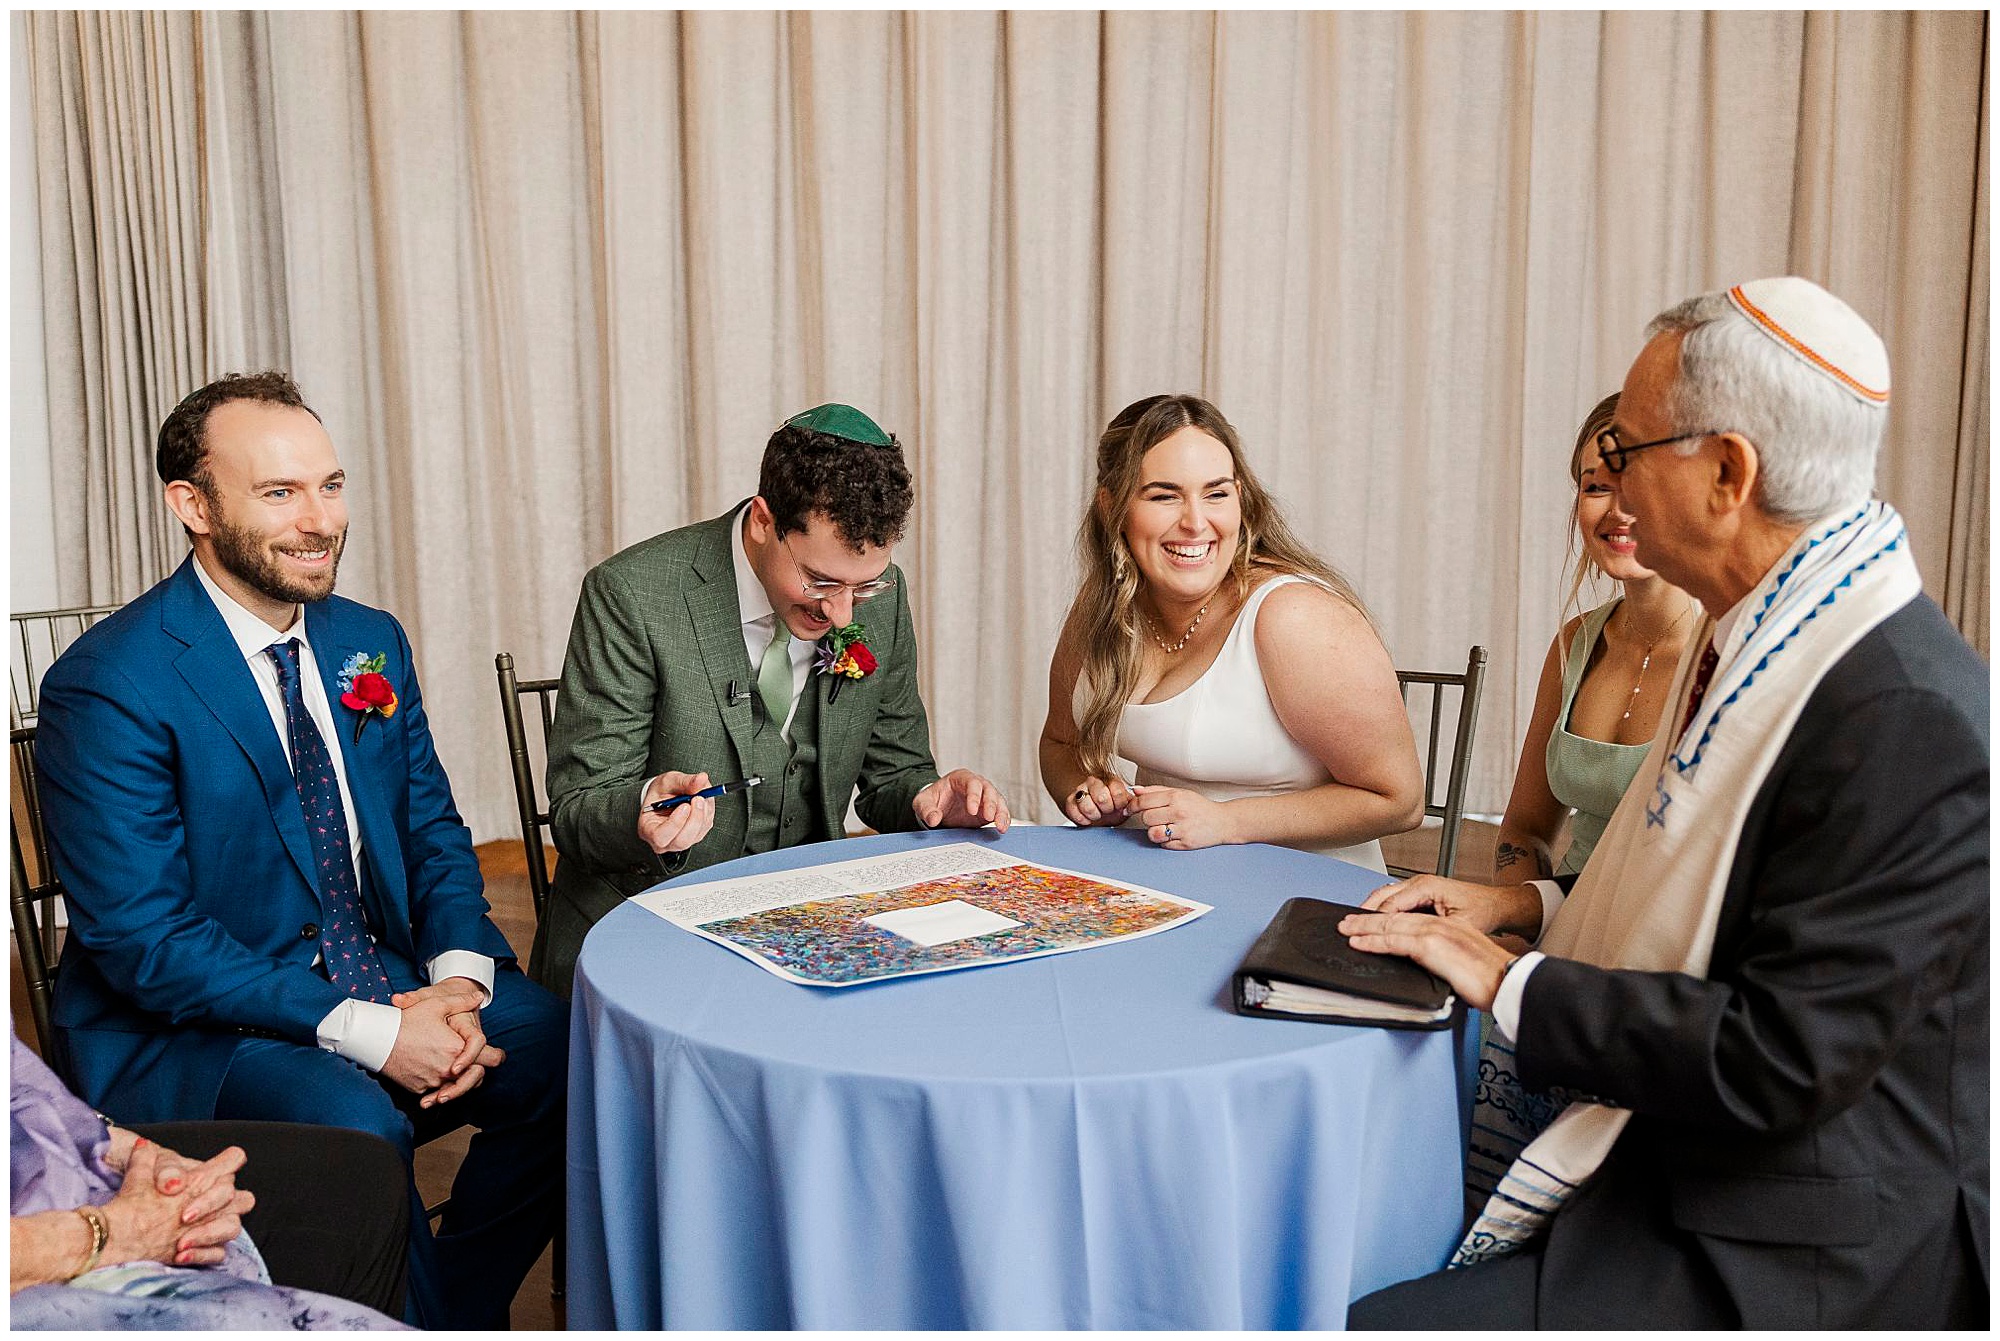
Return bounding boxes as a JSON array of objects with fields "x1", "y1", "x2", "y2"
[{"x1": 39, "y1": 556, "x2": 513, "y2": 1123}]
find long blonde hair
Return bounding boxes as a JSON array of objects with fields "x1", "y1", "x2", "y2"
[
  {"x1": 1562, "y1": 393, "x2": 1622, "y2": 622},
  {"x1": 1069, "y1": 393, "x2": 1367, "y2": 778}
]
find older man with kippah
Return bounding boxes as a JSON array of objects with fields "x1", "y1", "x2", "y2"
[
  {"x1": 1341, "y1": 278, "x2": 1988, "y2": 1327},
  {"x1": 532, "y1": 404, "x2": 1012, "y2": 997}
]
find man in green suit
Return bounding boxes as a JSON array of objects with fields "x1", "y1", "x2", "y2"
[{"x1": 530, "y1": 404, "x2": 1012, "y2": 995}]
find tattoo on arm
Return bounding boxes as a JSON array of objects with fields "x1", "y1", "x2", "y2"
[{"x1": 1494, "y1": 840, "x2": 1551, "y2": 879}]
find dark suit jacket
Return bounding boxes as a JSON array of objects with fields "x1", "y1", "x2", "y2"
[
  {"x1": 1521, "y1": 595, "x2": 1988, "y2": 1327},
  {"x1": 38, "y1": 557, "x2": 513, "y2": 1123},
  {"x1": 532, "y1": 506, "x2": 941, "y2": 995}
]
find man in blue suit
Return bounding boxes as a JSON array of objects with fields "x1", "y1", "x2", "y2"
[{"x1": 37, "y1": 371, "x2": 567, "y2": 1329}]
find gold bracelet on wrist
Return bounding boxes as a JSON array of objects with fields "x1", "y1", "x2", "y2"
[{"x1": 70, "y1": 1204, "x2": 110, "y2": 1279}]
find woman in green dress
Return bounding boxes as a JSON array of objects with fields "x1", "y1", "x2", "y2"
[{"x1": 1491, "y1": 394, "x2": 1701, "y2": 881}]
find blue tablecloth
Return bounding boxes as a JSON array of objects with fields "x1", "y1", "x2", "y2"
[{"x1": 567, "y1": 827, "x2": 1473, "y2": 1329}]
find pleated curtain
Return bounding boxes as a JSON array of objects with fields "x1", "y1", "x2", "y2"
[{"x1": 13, "y1": 10, "x2": 1988, "y2": 841}]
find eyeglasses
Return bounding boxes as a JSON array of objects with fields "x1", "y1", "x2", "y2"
[
  {"x1": 1592, "y1": 428, "x2": 1728, "y2": 474},
  {"x1": 781, "y1": 534, "x2": 896, "y2": 604}
]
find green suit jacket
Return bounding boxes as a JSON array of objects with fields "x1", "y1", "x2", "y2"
[{"x1": 529, "y1": 505, "x2": 941, "y2": 995}]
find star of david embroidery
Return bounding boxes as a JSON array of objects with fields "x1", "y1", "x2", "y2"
[{"x1": 1646, "y1": 777, "x2": 1673, "y2": 829}]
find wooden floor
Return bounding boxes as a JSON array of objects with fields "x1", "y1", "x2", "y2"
[
  {"x1": 11, "y1": 842, "x2": 562, "y2": 1330},
  {"x1": 1382, "y1": 816, "x2": 1502, "y2": 882}
]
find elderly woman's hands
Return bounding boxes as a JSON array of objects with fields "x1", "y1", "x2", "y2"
[
  {"x1": 107, "y1": 1127, "x2": 255, "y2": 1231},
  {"x1": 9, "y1": 1134, "x2": 254, "y2": 1292},
  {"x1": 98, "y1": 1138, "x2": 255, "y2": 1269}
]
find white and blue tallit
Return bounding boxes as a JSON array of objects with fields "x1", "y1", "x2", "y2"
[{"x1": 1453, "y1": 501, "x2": 1922, "y2": 1267}]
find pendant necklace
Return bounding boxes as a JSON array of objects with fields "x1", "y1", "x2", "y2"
[
  {"x1": 1146, "y1": 600, "x2": 1210, "y2": 654},
  {"x1": 1622, "y1": 607, "x2": 1690, "y2": 721}
]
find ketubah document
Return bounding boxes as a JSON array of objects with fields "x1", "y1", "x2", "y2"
[{"x1": 634, "y1": 842, "x2": 1210, "y2": 987}]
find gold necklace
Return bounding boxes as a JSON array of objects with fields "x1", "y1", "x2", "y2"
[
  {"x1": 1620, "y1": 607, "x2": 1690, "y2": 722},
  {"x1": 1145, "y1": 600, "x2": 1210, "y2": 654}
]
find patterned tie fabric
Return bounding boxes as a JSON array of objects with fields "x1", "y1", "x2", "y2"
[
  {"x1": 756, "y1": 619, "x2": 794, "y2": 737},
  {"x1": 269, "y1": 640, "x2": 393, "y2": 1002},
  {"x1": 1678, "y1": 639, "x2": 1722, "y2": 739}
]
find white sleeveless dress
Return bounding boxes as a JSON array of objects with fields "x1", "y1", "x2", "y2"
[{"x1": 1075, "y1": 574, "x2": 1389, "y2": 873}]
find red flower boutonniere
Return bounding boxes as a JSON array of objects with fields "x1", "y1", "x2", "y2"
[
  {"x1": 337, "y1": 651, "x2": 399, "y2": 742},
  {"x1": 814, "y1": 622, "x2": 878, "y2": 704}
]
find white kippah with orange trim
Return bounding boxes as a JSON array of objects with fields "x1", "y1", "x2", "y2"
[{"x1": 1724, "y1": 276, "x2": 1890, "y2": 406}]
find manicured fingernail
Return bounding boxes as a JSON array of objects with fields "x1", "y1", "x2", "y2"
[
  {"x1": 162, "y1": 1178, "x2": 183, "y2": 1193},
  {"x1": 133, "y1": 1137, "x2": 149, "y2": 1147},
  {"x1": 176, "y1": 1249, "x2": 193, "y2": 1263}
]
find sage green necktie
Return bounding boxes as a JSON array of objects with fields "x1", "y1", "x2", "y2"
[{"x1": 756, "y1": 619, "x2": 794, "y2": 736}]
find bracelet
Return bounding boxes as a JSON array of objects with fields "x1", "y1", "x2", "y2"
[{"x1": 70, "y1": 1204, "x2": 109, "y2": 1279}]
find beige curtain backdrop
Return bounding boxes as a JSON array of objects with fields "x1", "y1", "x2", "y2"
[{"x1": 14, "y1": 10, "x2": 1988, "y2": 845}]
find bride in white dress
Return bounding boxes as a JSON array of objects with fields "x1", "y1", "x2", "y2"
[{"x1": 1039, "y1": 394, "x2": 1423, "y2": 872}]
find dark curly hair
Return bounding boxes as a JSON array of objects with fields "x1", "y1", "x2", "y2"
[
  {"x1": 156, "y1": 371, "x2": 320, "y2": 490},
  {"x1": 757, "y1": 423, "x2": 913, "y2": 550}
]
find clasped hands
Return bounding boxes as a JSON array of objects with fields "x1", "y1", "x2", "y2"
[
  {"x1": 1336, "y1": 875, "x2": 1547, "y2": 1011},
  {"x1": 96, "y1": 1131, "x2": 255, "y2": 1269},
  {"x1": 382, "y1": 976, "x2": 502, "y2": 1108},
  {"x1": 1063, "y1": 776, "x2": 1233, "y2": 850}
]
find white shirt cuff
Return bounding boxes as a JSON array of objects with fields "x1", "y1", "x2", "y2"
[
  {"x1": 1488, "y1": 950, "x2": 1545, "y2": 1044},
  {"x1": 1528, "y1": 879, "x2": 1566, "y2": 946},
  {"x1": 427, "y1": 952, "x2": 495, "y2": 1006},
  {"x1": 317, "y1": 999, "x2": 402, "y2": 1072}
]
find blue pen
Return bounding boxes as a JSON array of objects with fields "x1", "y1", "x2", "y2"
[{"x1": 648, "y1": 776, "x2": 764, "y2": 813}]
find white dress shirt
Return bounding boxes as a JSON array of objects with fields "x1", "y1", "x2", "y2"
[
  {"x1": 1490, "y1": 590, "x2": 1756, "y2": 1041},
  {"x1": 193, "y1": 558, "x2": 493, "y2": 1072},
  {"x1": 729, "y1": 503, "x2": 817, "y2": 736}
]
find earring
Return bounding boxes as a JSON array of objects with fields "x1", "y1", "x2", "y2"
[{"x1": 1112, "y1": 545, "x2": 1130, "y2": 586}]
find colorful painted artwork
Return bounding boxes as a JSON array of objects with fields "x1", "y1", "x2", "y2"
[{"x1": 640, "y1": 846, "x2": 1210, "y2": 986}]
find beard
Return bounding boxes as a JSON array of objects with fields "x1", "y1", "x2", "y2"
[{"x1": 207, "y1": 504, "x2": 346, "y2": 606}]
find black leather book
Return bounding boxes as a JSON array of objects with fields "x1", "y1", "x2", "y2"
[{"x1": 1232, "y1": 896, "x2": 1457, "y2": 1029}]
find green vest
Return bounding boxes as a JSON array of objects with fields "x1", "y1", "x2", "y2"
[{"x1": 742, "y1": 670, "x2": 825, "y2": 853}]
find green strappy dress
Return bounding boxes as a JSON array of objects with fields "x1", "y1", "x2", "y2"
[{"x1": 1545, "y1": 599, "x2": 1654, "y2": 876}]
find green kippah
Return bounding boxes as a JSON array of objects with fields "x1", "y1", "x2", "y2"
[{"x1": 782, "y1": 403, "x2": 893, "y2": 447}]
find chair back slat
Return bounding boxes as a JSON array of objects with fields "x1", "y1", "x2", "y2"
[
  {"x1": 495, "y1": 653, "x2": 561, "y2": 923},
  {"x1": 1390, "y1": 645, "x2": 1489, "y2": 880},
  {"x1": 11, "y1": 605, "x2": 122, "y2": 729},
  {"x1": 9, "y1": 606, "x2": 118, "y2": 1066},
  {"x1": 1424, "y1": 687, "x2": 1445, "y2": 810},
  {"x1": 11, "y1": 725, "x2": 65, "y2": 1061}
]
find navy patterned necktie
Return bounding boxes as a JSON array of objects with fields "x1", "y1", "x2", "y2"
[{"x1": 269, "y1": 639, "x2": 393, "y2": 1002}]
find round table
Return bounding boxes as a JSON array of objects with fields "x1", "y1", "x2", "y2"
[{"x1": 566, "y1": 827, "x2": 1473, "y2": 1329}]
